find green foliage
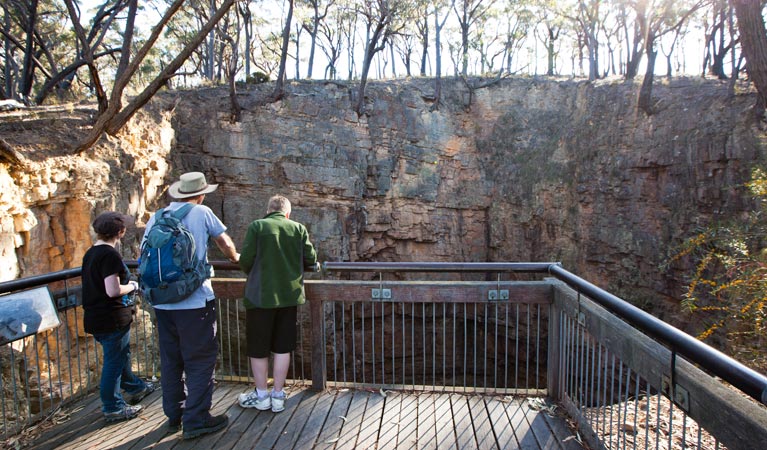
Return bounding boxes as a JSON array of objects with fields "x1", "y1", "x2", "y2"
[
  {"x1": 668, "y1": 168, "x2": 767, "y2": 371},
  {"x1": 246, "y1": 71, "x2": 270, "y2": 84}
]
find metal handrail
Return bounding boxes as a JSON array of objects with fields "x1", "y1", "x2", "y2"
[
  {"x1": 324, "y1": 261, "x2": 767, "y2": 407},
  {"x1": 546, "y1": 264, "x2": 767, "y2": 407},
  {"x1": 322, "y1": 261, "x2": 559, "y2": 272}
]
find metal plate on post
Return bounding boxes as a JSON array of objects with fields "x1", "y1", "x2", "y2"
[{"x1": 0, "y1": 286, "x2": 61, "y2": 346}]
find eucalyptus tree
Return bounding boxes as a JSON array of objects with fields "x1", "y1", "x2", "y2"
[
  {"x1": 632, "y1": 0, "x2": 704, "y2": 114},
  {"x1": 496, "y1": 0, "x2": 534, "y2": 75},
  {"x1": 353, "y1": 0, "x2": 408, "y2": 114},
  {"x1": 75, "y1": 0, "x2": 238, "y2": 151},
  {"x1": 534, "y1": 0, "x2": 566, "y2": 76},
  {"x1": 316, "y1": 3, "x2": 345, "y2": 79},
  {"x1": 732, "y1": 0, "x2": 767, "y2": 113},
  {"x1": 298, "y1": 0, "x2": 333, "y2": 78},
  {"x1": 453, "y1": 0, "x2": 497, "y2": 76},
  {"x1": 702, "y1": 0, "x2": 736, "y2": 80},
  {"x1": 432, "y1": 0, "x2": 453, "y2": 109}
]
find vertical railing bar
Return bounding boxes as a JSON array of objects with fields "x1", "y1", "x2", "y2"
[
  {"x1": 32, "y1": 335, "x2": 43, "y2": 420},
  {"x1": 504, "y1": 303, "x2": 509, "y2": 389},
  {"x1": 526, "y1": 303, "x2": 531, "y2": 391},
  {"x1": 655, "y1": 387, "x2": 662, "y2": 450},
  {"x1": 583, "y1": 321, "x2": 590, "y2": 410},
  {"x1": 411, "y1": 302, "x2": 416, "y2": 390},
  {"x1": 422, "y1": 302, "x2": 426, "y2": 389},
  {"x1": 442, "y1": 302, "x2": 446, "y2": 390},
  {"x1": 632, "y1": 373, "x2": 640, "y2": 450},
  {"x1": 593, "y1": 342, "x2": 602, "y2": 448},
  {"x1": 401, "y1": 302, "x2": 406, "y2": 387},
  {"x1": 589, "y1": 337, "x2": 597, "y2": 430},
  {"x1": 681, "y1": 412, "x2": 688, "y2": 450},
  {"x1": 371, "y1": 299, "x2": 376, "y2": 386},
  {"x1": 493, "y1": 303, "x2": 498, "y2": 390},
  {"x1": 391, "y1": 302, "x2": 396, "y2": 386},
  {"x1": 432, "y1": 302, "x2": 436, "y2": 391},
  {"x1": 645, "y1": 378, "x2": 652, "y2": 450},
  {"x1": 463, "y1": 303, "x2": 467, "y2": 393},
  {"x1": 696, "y1": 426, "x2": 703, "y2": 450},
  {"x1": 515, "y1": 303, "x2": 520, "y2": 390},
  {"x1": 601, "y1": 343, "x2": 608, "y2": 440},
  {"x1": 382, "y1": 299, "x2": 386, "y2": 386},
  {"x1": 351, "y1": 303, "x2": 357, "y2": 385},
  {"x1": 361, "y1": 302, "x2": 366, "y2": 385},
  {"x1": 61, "y1": 305, "x2": 74, "y2": 401},
  {"x1": 536, "y1": 303, "x2": 541, "y2": 391},
  {"x1": 235, "y1": 301, "x2": 242, "y2": 381},
  {"x1": 452, "y1": 302, "x2": 456, "y2": 388},
  {"x1": 572, "y1": 319, "x2": 583, "y2": 409},
  {"x1": 344, "y1": 303, "x2": 354, "y2": 386},
  {"x1": 609, "y1": 354, "x2": 616, "y2": 449},
  {"x1": 473, "y1": 303, "x2": 477, "y2": 390},
  {"x1": 331, "y1": 302, "x2": 337, "y2": 384},
  {"x1": 562, "y1": 314, "x2": 569, "y2": 402},
  {"x1": 10, "y1": 347, "x2": 20, "y2": 437},
  {"x1": 1, "y1": 345, "x2": 7, "y2": 439},
  {"x1": 226, "y1": 300, "x2": 233, "y2": 379},
  {"x1": 558, "y1": 310, "x2": 565, "y2": 405},
  {"x1": 621, "y1": 367, "x2": 631, "y2": 450},
  {"x1": 483, "y1": 302, "x2": 488, "y2": 390}
]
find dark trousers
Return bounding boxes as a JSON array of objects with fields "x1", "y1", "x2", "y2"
[{"x1": 155, "y1": 301, "x2": 218, "y2": 429}]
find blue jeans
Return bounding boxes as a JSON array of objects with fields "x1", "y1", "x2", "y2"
[
  {"x1": 93, "y1": 326, "x2": 146, "y2": 413},
  {"x1": 155, "y1": 301, "x2": 218, "y2": 430}
]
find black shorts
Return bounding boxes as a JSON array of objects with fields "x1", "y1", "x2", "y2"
[{"x1": 246, "y1": 306, "x2": 298, "y2": 358}]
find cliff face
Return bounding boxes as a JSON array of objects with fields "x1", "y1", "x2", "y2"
[{"x1": 1, "y1": 77, "x2": 763, "y2": 324}]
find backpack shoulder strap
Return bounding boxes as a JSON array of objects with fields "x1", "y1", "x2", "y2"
[{"x1": 170, "y1": 203, "x2": 195, "y2": 221}]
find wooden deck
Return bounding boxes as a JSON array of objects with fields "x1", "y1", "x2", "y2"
[{"x1": 28, "y1": 383, "x2": 583, "y2": 450}]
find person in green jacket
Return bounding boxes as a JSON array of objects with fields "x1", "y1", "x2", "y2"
[{"x1": 237, "y1": 195, "x2": 318, "y2": 413}]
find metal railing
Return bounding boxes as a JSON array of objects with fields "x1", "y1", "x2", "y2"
[{"x1": 1, "y1": 261, "x2": 766, "y2": 450}]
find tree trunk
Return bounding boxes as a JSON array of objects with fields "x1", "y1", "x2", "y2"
[
  {"x1": 20, "y1": 0, "x2": 39, "y2": 101},
  {"x1": 4, "y1": 9, "x2": 15, "y2": 99},
  {"x1": 271, "y1": 0, "x2": 293, "y2": 101},
  {"x1": 638, "y1": 41, "x2": 657, "y2": 115},
  {"x1": 733, "y1": 0, "x2": 767, "y2": 113}
]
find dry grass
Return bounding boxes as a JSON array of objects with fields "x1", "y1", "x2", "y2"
[{"x1": 582, "y1": 394, "x2": 723, "y2": 450}]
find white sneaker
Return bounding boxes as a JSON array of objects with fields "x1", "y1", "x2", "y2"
[
  {"x1": 271, "y1": 391, "x2": 286, "y2": 413},
  {"x1": 238, "y1": 390, "x2": 271, "y2": 410}
]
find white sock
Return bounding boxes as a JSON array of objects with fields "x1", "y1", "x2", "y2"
[
  {"x1": 272, "y1": 388, "x2": 283, "y2": 397},
  {"x1": 256, "y1": 388, "x2": 268, "y2": 398}
]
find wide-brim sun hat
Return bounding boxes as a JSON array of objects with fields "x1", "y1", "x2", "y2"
[{"x1": 168, "y1": 172, "x2": 219, "y2": 199}]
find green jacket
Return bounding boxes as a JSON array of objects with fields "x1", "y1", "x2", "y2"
[{"x1": 239, "y1": 211, "x2": 317, "y2": 309}]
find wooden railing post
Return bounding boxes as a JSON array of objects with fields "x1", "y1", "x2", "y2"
[
  {"x1": 547, "y1": 280, "x2": 561, "y2": 401},
  {"x1": 308, "y1": 294, "x2": 326, "y2": 391}
]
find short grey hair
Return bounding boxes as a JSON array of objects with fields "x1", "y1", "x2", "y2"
[{"x1": 267, "y1": 195, "x2": 291, "y2": 214}]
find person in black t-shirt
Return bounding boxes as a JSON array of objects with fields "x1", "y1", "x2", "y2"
[{"x1": 82, "y1": 211, "x2": 156, "y2": 422}]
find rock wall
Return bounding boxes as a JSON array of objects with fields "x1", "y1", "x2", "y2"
[{"x1": 1, "y1": 77, "x2": 764, "y2": 327}]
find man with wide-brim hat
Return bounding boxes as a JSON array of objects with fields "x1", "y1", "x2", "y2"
[{"x1": 142, "y1": 171, "x2": 239, "y2": 439}]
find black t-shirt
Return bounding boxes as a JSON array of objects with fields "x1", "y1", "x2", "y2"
[{"x1": 81, "y1": 244, "x2": 133, "y2": 334}]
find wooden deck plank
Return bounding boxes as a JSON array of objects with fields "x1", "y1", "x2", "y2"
[
  {"x1": 468, "y1": 395, "x2": 497, "y2": 450},
  {"x1": 333, "y1": 390, "x2": 371, "y2": 450},
  {"x1": 417, "y1": 393, "x2": 437, "y2": 449},
  {"x1": 486, "y1": 396, "x2": 519, "y2": 450},
  {"x1": 397, "y1": 392, "x2": 419, "y2": 449},
  {"x1": 506, "y1": 398, "x2": 538, "y2": 450},
  {"x1": 259, "y1": 389, "x2": 318, "y2": 449},
  {"x1": 313, "y1": 389, "x2": 353, "y2": 449},
  {"x1": 290, "y1": 390, "x2": 335, "y2": 448},
  {"x1": 451, "y1": 394, "x2": 478, "y2": 450},
  {"x1": 521, "y1": 398, "x2": 569, "y2": 450},
  {"x1": 21, "y1": 384, "x2": 583, "y2": 450},
  {"x1": 147, "y1": 383, "x2": 235, "y2": 450},
  {"x1": 30, "y1": 395, "x2": 104, "y2": 450},
  {"x1": 377, "y1": 391, "x2": 402, "y2": 450},
  {"x1": 350, "y1": 390, "x2": 386, "y2": 450},
  {"x1": 434, "y1": 393, "x2": 457, "y2": 450}
]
